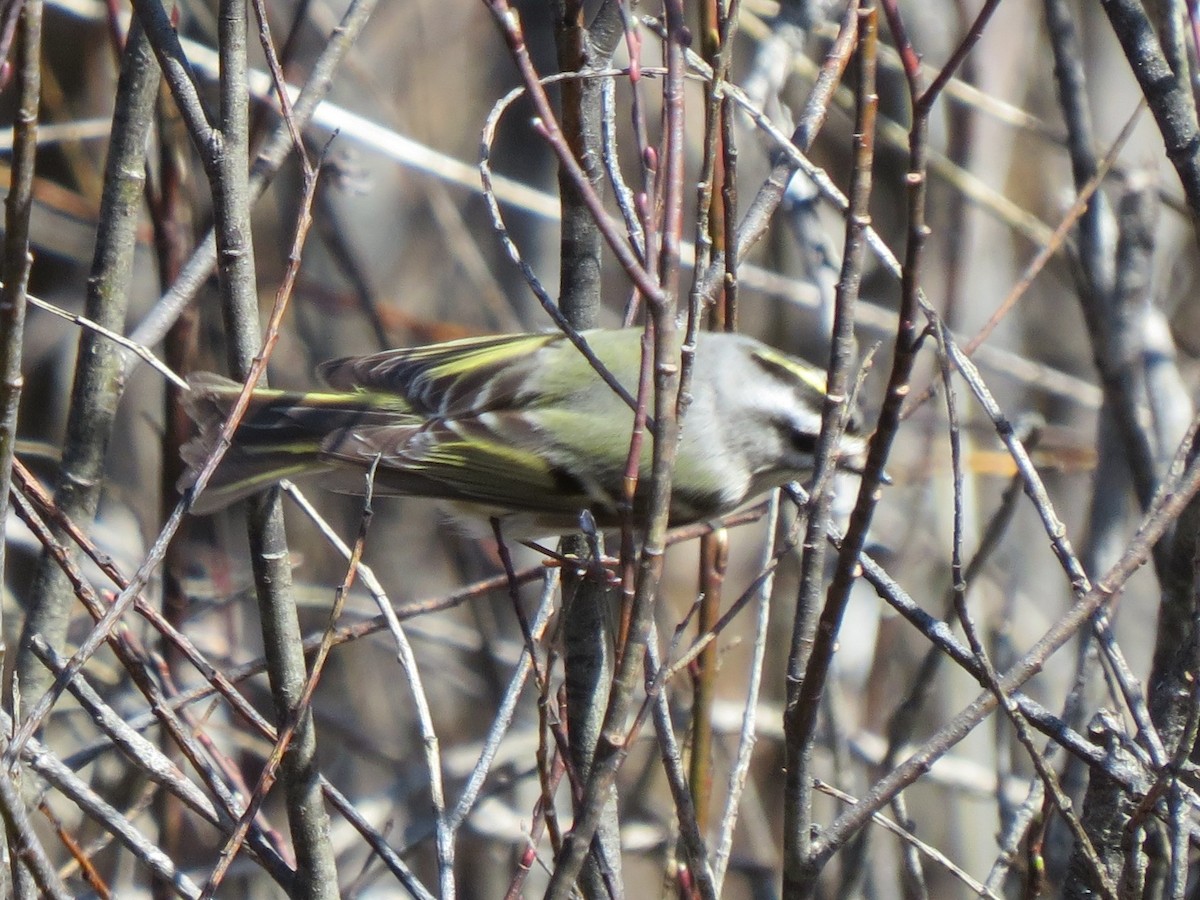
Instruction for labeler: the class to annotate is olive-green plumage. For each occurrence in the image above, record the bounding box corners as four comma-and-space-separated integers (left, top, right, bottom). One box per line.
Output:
181, 329, 866, 534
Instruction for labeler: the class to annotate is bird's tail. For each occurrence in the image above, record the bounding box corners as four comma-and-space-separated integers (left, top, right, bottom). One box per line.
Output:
180, 373, 382, 514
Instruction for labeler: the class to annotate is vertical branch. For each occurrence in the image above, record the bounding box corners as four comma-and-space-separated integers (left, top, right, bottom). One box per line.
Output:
688, 0, 740, 336
554, 0, 610, 328
16, 18, 159, 719
689, 529, 726, 837
208, 0, 338, 891
688, 0, 740, 852
1044, 0, 1116, 300
782, 3, 877, 890
1, 11, 41, 891
213, 0, 262, 372
152, 74, 198, 893
0, 0, 41, 662
543, 2, 689, 894
551, 2, 627, 895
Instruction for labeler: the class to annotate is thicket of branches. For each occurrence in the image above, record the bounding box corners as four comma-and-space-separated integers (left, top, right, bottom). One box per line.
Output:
1, 0, 1199, 896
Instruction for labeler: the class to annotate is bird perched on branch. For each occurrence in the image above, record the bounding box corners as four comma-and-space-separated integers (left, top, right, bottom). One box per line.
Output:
181, 328, 868, 536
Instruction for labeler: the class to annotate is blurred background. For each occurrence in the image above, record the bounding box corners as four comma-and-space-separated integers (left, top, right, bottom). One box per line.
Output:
2, 0, 1196, 896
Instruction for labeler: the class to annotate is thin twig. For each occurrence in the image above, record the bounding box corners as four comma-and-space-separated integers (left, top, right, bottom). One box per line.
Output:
784, 5, 877, 877
814, 780, 1004, 899
447, 569, 558, 833
22, 291, 187, 389
712, 492, 781, 891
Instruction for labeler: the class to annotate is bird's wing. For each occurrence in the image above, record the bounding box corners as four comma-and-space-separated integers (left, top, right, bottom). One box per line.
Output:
316, 416, 606, 514
317, 332, 563, 417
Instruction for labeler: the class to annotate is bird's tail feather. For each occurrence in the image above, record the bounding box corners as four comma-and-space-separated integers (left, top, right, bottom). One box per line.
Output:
180, 373, 384, 514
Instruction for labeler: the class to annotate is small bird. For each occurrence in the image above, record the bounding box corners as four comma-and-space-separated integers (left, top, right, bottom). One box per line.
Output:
181, 328, 868, 535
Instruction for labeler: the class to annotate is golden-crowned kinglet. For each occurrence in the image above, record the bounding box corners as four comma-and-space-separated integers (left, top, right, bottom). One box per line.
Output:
182, 328, 867, 534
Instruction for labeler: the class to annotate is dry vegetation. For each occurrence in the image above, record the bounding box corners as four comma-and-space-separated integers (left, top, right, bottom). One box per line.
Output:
1, 0, 1199, 897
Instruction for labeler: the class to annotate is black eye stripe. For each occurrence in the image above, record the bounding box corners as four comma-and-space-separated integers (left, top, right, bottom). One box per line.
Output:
788, 425, 818, 455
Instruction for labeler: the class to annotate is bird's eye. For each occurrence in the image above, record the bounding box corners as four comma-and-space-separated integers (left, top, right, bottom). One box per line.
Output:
787, 424, 819, 456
